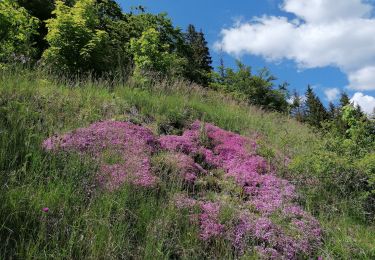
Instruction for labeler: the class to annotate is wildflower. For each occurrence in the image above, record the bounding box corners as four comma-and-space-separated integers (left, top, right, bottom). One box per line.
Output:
199, 202, 224, 240
42, 207, 49, 213
43, 121, 158, 189
44, 120, 322, 258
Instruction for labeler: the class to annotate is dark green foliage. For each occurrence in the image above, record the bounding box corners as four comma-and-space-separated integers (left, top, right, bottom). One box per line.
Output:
211, 60, 289, 112
339, 92, 351, 108
40, 0, 189, 78
16, 0, 121, 59
16, 0, 56, 58
5, 0, 290, 113
0, 0, 39, 66
183, 24, 213, 86
328, 102, 336, 120
96, 0, 124, 27
291, 100, 375, 223
303, 85, 329, 127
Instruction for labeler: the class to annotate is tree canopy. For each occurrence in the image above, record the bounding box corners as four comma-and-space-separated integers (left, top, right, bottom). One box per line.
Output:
0, 0, 39, 67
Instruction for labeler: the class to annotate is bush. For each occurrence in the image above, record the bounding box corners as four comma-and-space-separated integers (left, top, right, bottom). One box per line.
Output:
42, 0, 111, 75
357, 153, 375, 221
130, 27, 187, 79
0, 0, 39, 67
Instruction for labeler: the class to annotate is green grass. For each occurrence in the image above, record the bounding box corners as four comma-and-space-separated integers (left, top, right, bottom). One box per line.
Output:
0, 69, 374, 259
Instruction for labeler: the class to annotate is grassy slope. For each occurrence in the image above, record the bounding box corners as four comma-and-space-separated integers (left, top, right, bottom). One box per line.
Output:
0, 70, 374, 259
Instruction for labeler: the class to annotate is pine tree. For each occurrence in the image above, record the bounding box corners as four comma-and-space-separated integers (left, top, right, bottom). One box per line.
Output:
339, 92, 351, 108
219, 56, 225, 79
304, 85, 328, 127
328, 102, 336, 120
184, 24, 212, 86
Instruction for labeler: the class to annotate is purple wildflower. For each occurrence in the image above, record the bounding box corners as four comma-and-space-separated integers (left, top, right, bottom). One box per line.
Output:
43, 120, 322, 258
43, 121, 158, 189
162, 121, 322, 258
199, 202, 224, 240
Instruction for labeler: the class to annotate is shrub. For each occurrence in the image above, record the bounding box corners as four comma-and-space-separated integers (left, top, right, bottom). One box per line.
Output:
43, 0, 111, 75
0, 0, 39, 67
130, 27, 187, 79
357, 153, 375, 221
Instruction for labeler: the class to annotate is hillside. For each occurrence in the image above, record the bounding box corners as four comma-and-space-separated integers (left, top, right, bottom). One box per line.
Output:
1, 70, 374, 259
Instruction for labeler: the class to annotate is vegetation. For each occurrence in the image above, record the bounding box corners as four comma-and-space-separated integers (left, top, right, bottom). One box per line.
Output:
0, 0, 39, 67
0, 0, 374, 259
211, 60, 289, 112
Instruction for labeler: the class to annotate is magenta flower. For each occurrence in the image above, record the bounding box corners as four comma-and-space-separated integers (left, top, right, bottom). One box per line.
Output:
43, 120, 322, 258
43, 121, 158, 189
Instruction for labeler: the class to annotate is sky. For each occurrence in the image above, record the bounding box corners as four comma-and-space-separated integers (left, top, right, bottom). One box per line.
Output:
118, 0, 375, 115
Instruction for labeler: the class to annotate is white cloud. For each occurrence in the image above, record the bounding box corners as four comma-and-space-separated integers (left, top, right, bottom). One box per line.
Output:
348, 66, 375, 90
324, 88, 340, 102
215, 0, 375, 90
351, 92, 375, 115
282, 0, 372, 24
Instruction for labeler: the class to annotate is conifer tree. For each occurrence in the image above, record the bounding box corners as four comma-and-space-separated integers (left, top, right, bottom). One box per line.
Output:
304, 85, 328, 127
339, 92, 351, 108
184, 24, 212, 86
328, 102, 336, 120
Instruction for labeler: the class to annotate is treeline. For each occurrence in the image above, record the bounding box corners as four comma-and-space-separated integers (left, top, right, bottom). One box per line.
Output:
291, 85, 374, 143
1, 0, 374, 120
1, 0, 292, 112
1, 0, 211, 83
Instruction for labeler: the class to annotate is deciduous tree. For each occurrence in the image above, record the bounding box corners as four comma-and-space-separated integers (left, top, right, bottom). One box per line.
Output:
0, 0, 39, 67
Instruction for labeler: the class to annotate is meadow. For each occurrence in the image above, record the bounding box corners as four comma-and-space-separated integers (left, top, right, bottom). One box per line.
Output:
1, 69, 374, 259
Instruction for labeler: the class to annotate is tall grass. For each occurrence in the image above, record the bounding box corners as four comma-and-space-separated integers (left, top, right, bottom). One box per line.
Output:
0, 69, 374, 259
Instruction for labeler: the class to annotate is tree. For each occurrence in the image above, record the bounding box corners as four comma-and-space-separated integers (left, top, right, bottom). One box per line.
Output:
16, 0, 56, 58
108, 12, 187, 75
211, 60, 289, 112
0, 0, 39, 67
341, 105, 374, 152
42, 0, 111, 75
304, 85, 329, 127
183, 25, 212, 86
130, 27, 186, 77
339, 92, 351, 108
95, 0, 124, 30
328, 102, 336, 120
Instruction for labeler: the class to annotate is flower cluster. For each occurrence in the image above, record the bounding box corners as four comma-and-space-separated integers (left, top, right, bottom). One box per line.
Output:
164, 121, 322, 259
43, 121, 158, 189
161, 121, 297, 213
167, 152, 207, 183
199, 202, 224, 240
43, 120, 322, 258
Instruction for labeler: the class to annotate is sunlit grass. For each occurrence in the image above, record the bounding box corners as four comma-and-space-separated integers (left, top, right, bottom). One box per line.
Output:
0, 69, 374, 259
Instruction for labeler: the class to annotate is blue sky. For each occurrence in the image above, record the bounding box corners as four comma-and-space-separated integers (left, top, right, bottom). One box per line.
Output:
118, 0, 375, 114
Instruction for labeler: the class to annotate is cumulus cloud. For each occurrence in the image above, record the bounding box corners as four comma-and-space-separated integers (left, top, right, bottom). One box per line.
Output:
282, 0, 372, 24
324, 88, 340, 102
351, 92, 375, 115
348, 66, 375, 90
215, 0, 375, 90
